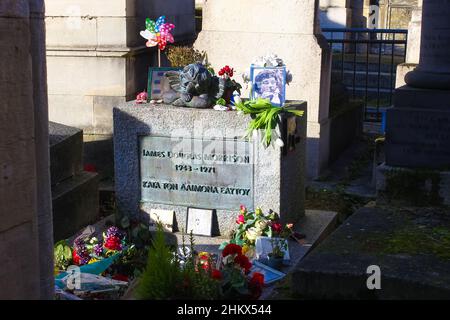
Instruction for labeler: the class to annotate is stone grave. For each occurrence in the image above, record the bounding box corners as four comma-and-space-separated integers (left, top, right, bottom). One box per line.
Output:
113, 102, 307, 236
50, 122, 100, 241
377, 0, 450, 206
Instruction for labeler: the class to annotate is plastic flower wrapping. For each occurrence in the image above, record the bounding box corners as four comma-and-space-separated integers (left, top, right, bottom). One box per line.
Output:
54, 226, 127, 273
242, 53, 293, 84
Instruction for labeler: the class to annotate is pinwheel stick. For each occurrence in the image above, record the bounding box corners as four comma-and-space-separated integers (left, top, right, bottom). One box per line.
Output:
158, 49, 161, 68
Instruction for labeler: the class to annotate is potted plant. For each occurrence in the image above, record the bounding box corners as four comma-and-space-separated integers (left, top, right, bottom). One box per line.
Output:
218, 65, 242, 105
266, 237, 288, 270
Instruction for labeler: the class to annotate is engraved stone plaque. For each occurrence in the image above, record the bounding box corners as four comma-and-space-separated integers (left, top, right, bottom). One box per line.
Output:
140, 136, 254, 210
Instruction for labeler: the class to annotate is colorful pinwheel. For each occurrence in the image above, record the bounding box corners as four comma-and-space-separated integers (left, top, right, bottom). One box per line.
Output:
140, 15, 175, 51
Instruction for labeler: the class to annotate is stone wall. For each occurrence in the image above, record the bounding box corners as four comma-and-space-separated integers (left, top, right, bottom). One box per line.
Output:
46, 0, 196, 135
45, 1, 196, 177
195, 0, 332, 179
0, 0, 53, 299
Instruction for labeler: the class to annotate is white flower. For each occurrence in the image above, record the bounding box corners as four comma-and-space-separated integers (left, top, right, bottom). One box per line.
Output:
275, 138, 285, 148
243, 53, 292, 84
246, 227, 262, 242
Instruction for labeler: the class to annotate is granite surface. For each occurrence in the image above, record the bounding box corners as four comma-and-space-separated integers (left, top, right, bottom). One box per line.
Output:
113, 101, 307, 235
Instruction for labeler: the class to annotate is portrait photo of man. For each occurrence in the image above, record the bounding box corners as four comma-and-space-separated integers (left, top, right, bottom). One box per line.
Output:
251, 66, 286, 106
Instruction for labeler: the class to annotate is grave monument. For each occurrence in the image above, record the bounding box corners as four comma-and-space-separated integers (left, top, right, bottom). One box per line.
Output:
377, 0, 450, 205
114, 101, 306, 236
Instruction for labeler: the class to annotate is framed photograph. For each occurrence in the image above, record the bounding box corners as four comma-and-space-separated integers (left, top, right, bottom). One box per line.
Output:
148, 209, 175, 232
186, 207, 214, 236
248, 260, 286, 285
147, 67, 181, 100
250, 66, 286, 106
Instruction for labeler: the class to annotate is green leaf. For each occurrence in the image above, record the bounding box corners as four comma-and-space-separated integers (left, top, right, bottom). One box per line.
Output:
216, 98, 226, 106
286, 109, 305, 117
219, 241, 229, 250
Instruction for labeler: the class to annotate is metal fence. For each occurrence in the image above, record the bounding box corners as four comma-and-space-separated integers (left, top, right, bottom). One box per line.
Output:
322, 28, 408, 123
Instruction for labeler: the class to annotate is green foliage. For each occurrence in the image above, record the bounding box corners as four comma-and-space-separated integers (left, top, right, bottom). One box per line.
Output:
215, 98, 226, 106
54, 240, 72, 271
235, 99, 304, 147
269, 238, 288, 258
136, 225, 180, 299
136, 226, 221, 300
165, 45, 209, 68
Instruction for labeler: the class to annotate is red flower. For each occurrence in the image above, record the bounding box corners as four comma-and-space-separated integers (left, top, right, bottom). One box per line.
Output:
222, 243, 242, 257
236, 214, 245, 224
239, 205, 247, 214
72, 249, 80, 265
211, 269, 222, 280
234, 254, 252, 273
248, 272, 264, 299
218, 65, 234, 78
251, 272, 264, 286
104, 235, 122, 250
271, 222, 283, 234
200, 259, 210, 271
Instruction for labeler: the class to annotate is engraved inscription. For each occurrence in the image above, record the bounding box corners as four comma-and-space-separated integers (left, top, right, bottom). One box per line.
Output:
139, 136, 254, 210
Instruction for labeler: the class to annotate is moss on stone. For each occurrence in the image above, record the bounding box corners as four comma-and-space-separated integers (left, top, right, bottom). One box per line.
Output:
370, 226, 450, 260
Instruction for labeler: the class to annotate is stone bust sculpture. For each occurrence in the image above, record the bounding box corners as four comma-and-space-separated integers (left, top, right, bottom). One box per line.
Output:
162, 63, 225, 108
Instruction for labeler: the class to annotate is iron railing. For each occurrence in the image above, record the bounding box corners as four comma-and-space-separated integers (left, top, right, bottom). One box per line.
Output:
322, 28, 408, 123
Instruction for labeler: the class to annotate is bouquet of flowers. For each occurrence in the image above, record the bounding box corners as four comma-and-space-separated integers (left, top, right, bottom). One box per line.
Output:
214, 243, 264, 299
54, 226, 128, 273
221, 205, 296, 258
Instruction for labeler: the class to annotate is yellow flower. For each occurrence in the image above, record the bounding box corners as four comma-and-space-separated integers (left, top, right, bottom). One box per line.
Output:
255, 208, 263, 216
198, 251, 209, 258
242, 245, 249, 255
88, 258, 99, 264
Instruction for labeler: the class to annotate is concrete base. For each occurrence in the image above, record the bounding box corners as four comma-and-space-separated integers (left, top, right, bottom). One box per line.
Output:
376, 163, 450, 206
52, 171, 100, 241
292, 207, 450, 299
